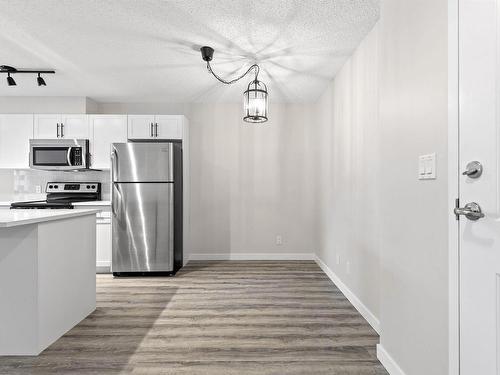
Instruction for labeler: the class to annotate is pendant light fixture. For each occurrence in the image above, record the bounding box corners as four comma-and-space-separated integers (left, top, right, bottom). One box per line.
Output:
0, 65, 55, 87
200, 46, 268, 123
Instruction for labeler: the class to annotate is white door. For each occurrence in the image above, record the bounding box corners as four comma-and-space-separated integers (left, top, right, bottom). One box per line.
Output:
155, 115, 183, 139
127, 115, 155, 139
90, 115, 128, 169
459, 1, 500, 373
61, 115, 89, 139
34, 114, 60, 139
0, 115, 33, 168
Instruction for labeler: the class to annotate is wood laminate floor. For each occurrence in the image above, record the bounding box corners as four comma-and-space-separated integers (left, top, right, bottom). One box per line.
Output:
0, 261, 388, 375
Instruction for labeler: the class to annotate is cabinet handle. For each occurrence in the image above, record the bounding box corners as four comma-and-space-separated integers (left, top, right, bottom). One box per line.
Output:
61, 123, 64, 138
56, 123, 60, 138
150, 122, 154, 137
155, 122, 158, 137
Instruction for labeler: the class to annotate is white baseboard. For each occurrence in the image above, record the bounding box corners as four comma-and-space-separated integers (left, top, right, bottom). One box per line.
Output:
188, 253, 315, 261
377, 344, 406, 375
96, 261, 110, 267
314, 255, 381, 334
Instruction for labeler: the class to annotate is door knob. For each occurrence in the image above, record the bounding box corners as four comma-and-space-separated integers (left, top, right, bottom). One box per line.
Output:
462, 161, 483, 178
454, 202, 485, 221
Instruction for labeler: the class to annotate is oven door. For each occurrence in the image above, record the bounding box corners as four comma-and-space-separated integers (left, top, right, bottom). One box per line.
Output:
29, 139, 89, 170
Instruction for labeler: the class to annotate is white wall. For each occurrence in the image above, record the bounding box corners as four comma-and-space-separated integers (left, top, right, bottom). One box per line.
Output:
314, 24, 380, 322
378, 1, 449, 374
187, 102, 317, 259
96, 102, 189, 115
0, 96, 90, 113
314, 1, 449, 373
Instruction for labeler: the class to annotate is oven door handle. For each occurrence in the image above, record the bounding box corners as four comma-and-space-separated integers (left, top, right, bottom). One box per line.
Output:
67, 147, 73, 166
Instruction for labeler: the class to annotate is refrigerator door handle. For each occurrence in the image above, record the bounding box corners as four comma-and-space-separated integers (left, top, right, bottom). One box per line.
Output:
111, 148, 118, 181
112, 183, 121, 217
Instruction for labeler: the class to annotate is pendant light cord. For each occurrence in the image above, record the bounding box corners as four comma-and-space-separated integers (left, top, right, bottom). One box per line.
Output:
206, 61, 259, 85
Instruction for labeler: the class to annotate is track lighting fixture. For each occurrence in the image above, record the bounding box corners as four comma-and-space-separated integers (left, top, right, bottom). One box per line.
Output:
37, 73, 46, 87
200, 46, 268, 123
0, 65, 55, 87
6, 73, 16, 86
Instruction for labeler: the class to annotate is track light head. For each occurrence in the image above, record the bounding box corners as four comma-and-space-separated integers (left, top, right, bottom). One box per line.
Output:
37, 73, 46, 86
7, 73, 16, 86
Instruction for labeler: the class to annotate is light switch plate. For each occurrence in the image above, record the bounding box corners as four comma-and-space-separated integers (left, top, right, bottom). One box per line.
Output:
419, 153, 436, 180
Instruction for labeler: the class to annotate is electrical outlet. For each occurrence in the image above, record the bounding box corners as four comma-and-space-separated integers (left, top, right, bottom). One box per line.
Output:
336, 254, 341, 265
346, 261, 351, 275
35, 185, 42, 194
276, 235, 283, 245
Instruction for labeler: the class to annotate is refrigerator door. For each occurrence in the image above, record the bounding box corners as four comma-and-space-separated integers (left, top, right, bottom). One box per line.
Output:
111, 143, 173, 182
112, 182, 174, 272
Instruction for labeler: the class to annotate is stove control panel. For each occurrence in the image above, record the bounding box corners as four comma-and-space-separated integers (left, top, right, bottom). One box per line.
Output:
46, 182, 100, 193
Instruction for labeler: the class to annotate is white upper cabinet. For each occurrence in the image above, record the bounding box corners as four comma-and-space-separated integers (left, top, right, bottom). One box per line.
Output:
127, 115, 155, 139
61, 115, 90, 139
0, 115, 34, 169
89, 115, 128, 169
128, 115, 184, 140
155, 115, 182, 139
34, 114, 89, 139
34, 114, 60, 139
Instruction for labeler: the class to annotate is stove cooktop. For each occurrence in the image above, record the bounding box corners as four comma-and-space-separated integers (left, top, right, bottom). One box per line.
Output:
10, 181, 102, 209
10, 200, 74, 209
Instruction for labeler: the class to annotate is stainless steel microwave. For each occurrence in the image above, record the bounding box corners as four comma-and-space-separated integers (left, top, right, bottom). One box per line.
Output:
29, 139, 91, 171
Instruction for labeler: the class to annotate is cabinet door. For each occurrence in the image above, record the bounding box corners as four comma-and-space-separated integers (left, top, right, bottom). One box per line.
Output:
0, 115, 34, 168
61, 115, 89, 139
155, 115, 183, 139
90, 115, 128, 169
127, 115, 155, 140
96, 219, 112, 270
34, 114, 60, 139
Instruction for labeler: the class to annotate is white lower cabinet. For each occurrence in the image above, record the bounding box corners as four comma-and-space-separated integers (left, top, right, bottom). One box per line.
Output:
96, 216, 111, 272
74, 204, 112, 273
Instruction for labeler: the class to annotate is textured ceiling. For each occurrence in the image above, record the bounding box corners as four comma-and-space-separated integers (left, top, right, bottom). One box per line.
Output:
0, 0, 379, 103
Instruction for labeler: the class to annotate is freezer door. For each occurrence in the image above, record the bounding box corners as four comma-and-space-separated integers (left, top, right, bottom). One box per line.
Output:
112, 182, 174, 272
111, 143, 173, 182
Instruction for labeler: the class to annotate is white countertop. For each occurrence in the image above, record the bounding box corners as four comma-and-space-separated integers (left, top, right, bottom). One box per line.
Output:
0, 200, 111, 207
72, 201, 111, 206
0, 209, 101, 228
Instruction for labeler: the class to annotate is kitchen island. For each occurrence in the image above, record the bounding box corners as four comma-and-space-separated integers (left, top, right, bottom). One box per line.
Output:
0, 209, 100, 355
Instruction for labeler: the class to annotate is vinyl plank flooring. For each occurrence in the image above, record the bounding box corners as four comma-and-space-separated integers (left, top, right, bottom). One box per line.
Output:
0, 261, 388, 375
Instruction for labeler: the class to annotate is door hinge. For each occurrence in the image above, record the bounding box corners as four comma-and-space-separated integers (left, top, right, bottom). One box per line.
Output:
455, 198, 460, 220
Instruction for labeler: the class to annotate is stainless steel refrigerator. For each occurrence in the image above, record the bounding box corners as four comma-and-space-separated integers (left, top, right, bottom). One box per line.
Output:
111, 142, 183, 276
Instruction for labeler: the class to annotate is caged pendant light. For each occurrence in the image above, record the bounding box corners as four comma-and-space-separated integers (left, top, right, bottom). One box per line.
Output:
200, 46, 268, 123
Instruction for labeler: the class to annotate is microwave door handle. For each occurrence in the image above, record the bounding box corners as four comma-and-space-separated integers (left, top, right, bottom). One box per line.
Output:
67, 147, 72, 166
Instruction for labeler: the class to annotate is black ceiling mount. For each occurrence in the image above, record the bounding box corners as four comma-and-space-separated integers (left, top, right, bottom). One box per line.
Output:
0, 65, 17, 72
200, 46, 214, 62
0, 65, 55, 87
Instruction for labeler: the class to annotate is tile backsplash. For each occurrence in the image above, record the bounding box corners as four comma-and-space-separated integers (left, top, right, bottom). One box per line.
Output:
0, 169, 111, 201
